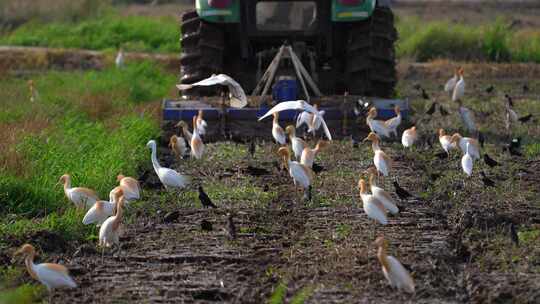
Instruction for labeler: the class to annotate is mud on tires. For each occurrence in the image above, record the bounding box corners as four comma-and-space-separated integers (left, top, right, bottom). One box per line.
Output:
179, 10, 225, 96
346, 6, 397, 98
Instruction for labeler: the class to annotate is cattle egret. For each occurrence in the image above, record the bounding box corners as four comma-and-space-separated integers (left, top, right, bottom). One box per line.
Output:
358, 178, 388, 225
99, 195, 126, 260
83, 187, 122, 226
190, 115, 205, 159
366, 167, 399, 214
115, 48, 124, 68
438, 129, 455, 155
175, 121, 193, 142
277, 147, 313, 201
366, 108, 391, 138
147, 140, 190, 189
58, 174, 99, 209
374, 236, 415, 293
259, 100, 332, 140
14, 244, 77, 301
272, 113, 287, 145
444, 68, 459, 96
452, 68, 465, 102
116, 174, 140, 201
285, 125, 306, 160
301, 140, 328, 168
384, 106, 402, 137
169, 135, 188, 160
195, 110, 208, 136
363, 132, 392, 177
461, 143, 474, 176
401, 126, 417, 148
451, 133, 480, 160
177, 74, 247, 108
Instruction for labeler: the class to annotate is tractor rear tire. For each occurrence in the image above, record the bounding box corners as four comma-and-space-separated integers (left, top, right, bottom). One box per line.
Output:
179, 10, 225, 96
346, 6, 397, 98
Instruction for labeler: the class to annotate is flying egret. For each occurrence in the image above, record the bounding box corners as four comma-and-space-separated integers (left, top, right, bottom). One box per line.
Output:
177, 74, 247, 108
147, 140, 190, 189
259, 100, 332, 140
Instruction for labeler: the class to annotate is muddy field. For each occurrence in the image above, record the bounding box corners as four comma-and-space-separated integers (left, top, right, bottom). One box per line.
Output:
5, 64, 535, 303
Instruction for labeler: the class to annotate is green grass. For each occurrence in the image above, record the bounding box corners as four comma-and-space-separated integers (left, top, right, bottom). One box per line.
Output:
0, 61, 172, 248
268, 281, 288, 304
0, 12, 179, 53
397, 17, 540, 63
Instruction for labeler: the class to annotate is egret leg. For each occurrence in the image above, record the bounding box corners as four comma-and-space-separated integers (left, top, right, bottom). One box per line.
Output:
101, 246, 105, 263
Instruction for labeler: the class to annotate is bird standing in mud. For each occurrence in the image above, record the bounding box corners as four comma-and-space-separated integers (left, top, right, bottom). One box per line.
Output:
82, 187, 122, 226
59, 174, 99, 210
461, 143, 474, 177
277, 147, 313, 201
195, 110, 208, 136
175, 120, 193, 142
374, 236, 415, 293
301, 140, 327, 168
272, 113, 287, 145
438, 129, 455, 155
401, 126, 417, 148
191, 115, 205, 159
384, 105, 402, 138
286, 125, 306, 160
451, 133, 480, 160
147, 140, 190, 189
169, 135, 188, 160
452, 68, 465, 103
366, 167, 399, 215
363, 132, 392, 178
99, 193, 126, 260
358, 178, 388, 225
115, 48, 125, 68
444, 67, 459, 96
116, 174, 140, 202
14, 244, 77, 301
366, 108, 391, 139
198, 186, 217, 208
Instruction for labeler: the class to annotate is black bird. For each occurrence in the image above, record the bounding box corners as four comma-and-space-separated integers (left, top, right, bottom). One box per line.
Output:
421, 88, 430, 100
263, 184, 270, 192
478, 131, 485, 148
248, 137, 256, 157
522, 84, 529, 93
439, 104, 449, 116
480, 171, 495, 187
244, 165, 270, 176
312, 162, 324, 174
509, 223, 519, 246
435, 151, 448, 159
201, 219, 213, 231
504, 94, 514, 107
518, 114, 533, 123
510, 137, 521, 149
505, 146, 523, 157
483, 153, 499, 167
426, 102, 437, 115
485, 85, 495, 93
227, 213, 236, 240
504, 138, 523, 156
393, 181, 413, 200
198, 186, 217, 208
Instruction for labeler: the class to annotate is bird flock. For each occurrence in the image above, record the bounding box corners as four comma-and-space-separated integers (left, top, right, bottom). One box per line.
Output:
13, 68, 535, 299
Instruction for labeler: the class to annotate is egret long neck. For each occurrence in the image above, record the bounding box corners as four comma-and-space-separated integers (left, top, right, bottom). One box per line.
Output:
371, 141, 381, 152
377, 246, 390, 270
150, 145, 161, 172
369, 174, 377, 187
24, 254, 38, 280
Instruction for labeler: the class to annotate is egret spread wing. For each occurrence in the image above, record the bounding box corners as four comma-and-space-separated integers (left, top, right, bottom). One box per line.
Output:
258, 100, 307, 121
319, 117, 333, 140
176, 74, 247, 108
296, 111, 311, 128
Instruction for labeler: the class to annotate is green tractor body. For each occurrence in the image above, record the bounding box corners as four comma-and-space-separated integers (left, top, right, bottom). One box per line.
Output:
180, 0, 397, 98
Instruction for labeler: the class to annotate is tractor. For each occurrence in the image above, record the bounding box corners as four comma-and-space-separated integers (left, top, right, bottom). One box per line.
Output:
163, 0, 407, 141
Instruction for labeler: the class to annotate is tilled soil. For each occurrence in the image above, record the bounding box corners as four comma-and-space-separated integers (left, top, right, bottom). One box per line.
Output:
15, 63, 540, 302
